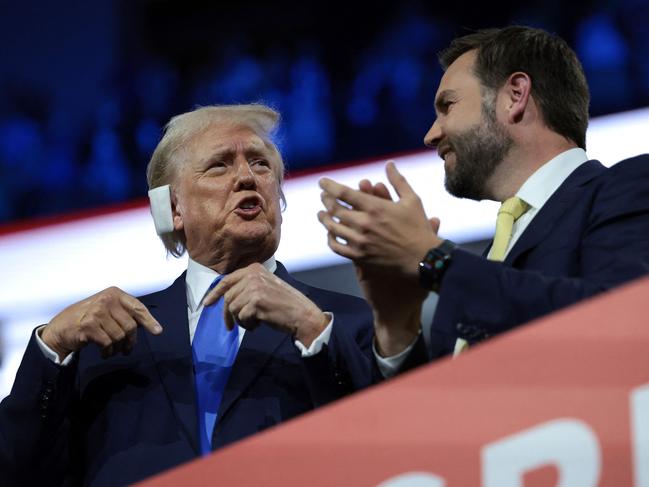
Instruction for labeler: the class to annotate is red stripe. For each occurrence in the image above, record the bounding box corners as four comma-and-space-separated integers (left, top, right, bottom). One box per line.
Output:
0, 198, 150, 237
0, 148, 431, 237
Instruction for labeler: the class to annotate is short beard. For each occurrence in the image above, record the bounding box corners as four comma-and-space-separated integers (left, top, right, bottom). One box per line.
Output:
444, 100, 513, 201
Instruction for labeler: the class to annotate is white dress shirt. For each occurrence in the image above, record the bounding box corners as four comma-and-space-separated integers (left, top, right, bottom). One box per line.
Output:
377, 148, 590, 376
185, 256, 333, 356
506, 148, 588, 257
36, 255, 333, 364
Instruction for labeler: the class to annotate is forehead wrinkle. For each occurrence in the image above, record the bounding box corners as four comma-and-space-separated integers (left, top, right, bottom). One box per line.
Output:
200, 137, 270, 163
213, 136, 270, 155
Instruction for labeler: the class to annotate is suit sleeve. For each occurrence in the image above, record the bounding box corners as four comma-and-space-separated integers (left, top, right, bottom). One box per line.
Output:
431, 156, 649, 358
299, 292, 375, 404
0, 329, 80, 484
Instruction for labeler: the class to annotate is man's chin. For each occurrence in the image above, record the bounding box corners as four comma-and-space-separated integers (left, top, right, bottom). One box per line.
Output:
229, 223, 278, 247
445, 172, 476, 200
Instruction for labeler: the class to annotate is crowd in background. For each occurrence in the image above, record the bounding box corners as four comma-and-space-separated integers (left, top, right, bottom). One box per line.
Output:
0, 0, 648, 223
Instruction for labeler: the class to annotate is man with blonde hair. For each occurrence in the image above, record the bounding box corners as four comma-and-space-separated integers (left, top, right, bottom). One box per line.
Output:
1, 104, 373, 486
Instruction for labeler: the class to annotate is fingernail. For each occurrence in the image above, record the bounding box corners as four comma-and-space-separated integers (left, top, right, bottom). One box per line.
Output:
154, 324, 163, 334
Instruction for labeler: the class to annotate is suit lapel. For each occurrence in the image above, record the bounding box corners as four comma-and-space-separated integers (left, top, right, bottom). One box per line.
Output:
217, 262, 294, 421
217, 324, 288, 421
504, 160, 605, 265
138, 262, 302, 446
140, 273, 200, 456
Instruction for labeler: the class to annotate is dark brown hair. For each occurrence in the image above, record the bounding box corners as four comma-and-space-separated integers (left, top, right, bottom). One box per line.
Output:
439, 26, 590, 149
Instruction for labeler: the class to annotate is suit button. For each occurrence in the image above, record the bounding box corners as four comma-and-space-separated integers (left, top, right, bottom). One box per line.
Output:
456, 323, 470, 335
471, 327, 486, 340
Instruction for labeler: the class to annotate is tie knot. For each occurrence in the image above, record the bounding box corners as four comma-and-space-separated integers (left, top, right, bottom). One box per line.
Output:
498, 196, 529, 222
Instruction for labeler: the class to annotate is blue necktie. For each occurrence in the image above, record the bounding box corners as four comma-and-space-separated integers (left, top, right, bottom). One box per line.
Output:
192, 277, 239, 455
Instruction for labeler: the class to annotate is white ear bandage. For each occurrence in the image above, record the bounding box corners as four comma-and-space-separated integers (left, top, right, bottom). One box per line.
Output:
148, 185, 174, 235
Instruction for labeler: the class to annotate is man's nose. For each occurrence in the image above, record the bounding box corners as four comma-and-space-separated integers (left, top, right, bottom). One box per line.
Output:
233, 158, 256, 190
424, 119, 442, 148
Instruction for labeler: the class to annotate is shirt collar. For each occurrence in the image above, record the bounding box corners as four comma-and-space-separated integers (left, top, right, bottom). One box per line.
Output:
516, 148, 588, 210
185, 256, 277, 312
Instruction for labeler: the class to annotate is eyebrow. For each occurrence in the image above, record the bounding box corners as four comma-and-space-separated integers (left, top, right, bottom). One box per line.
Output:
207, 140, 272, 160
434, 89, 457, 115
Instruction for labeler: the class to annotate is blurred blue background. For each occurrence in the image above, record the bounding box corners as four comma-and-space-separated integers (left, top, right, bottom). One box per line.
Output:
1, 0, 648, 224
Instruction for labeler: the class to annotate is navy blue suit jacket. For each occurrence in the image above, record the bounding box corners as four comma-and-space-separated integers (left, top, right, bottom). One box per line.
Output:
0, 262, 373, 486
427, 154, 649, 359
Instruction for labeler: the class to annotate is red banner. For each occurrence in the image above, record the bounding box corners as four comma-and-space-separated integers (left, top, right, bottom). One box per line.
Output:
139, 276, 649, 487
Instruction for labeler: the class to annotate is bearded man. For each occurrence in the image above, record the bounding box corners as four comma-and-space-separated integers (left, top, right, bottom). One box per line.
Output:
318, 26, 649, 372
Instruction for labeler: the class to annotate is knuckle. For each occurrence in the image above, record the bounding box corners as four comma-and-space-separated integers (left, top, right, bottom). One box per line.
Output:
357, 237, 369, 251
97, 292, 116, 307
358, 218, 371, 234
249, 294, 262, 308
250, 274, 263, 288
78, 313, 94, 329
106, 286, 121, 298
123, 319, 137, 333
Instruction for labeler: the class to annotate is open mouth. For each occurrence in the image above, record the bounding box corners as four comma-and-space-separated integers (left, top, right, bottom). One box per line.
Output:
234, 196, 263, 219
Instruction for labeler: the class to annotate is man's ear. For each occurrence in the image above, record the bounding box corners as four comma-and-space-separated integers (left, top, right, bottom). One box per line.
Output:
171, 188, 184, 232
503, 72, 532, 124
148, 185, 175, 235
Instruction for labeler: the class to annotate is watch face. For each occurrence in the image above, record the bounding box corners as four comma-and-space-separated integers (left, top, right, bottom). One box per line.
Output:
419, 240, 455, 291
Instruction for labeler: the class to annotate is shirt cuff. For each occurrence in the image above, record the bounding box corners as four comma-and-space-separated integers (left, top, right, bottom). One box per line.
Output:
293, 312, 333, 357
35, 325, 76, 366
373, 332, 420, 378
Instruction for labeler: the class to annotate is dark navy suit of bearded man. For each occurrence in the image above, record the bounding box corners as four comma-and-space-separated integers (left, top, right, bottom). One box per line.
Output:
429, 153, 649, 359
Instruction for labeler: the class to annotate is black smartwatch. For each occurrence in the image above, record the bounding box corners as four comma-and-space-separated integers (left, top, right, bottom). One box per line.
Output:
418, 239, 457, 292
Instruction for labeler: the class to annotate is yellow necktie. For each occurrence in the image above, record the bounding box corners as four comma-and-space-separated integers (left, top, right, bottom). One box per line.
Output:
453, 196, 529, 357
487, 196, 530, 261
